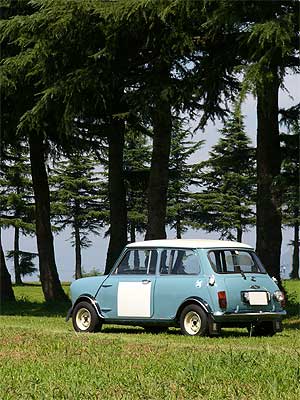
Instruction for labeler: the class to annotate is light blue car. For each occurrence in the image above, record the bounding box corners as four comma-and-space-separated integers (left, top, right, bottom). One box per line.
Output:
67, 239, 286, 336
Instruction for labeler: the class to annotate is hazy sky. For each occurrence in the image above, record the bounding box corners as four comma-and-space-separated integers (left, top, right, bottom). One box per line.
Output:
2, 73, 299, 282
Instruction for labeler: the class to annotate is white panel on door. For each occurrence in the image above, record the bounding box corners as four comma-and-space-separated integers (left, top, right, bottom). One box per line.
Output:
118, 282, 151, 317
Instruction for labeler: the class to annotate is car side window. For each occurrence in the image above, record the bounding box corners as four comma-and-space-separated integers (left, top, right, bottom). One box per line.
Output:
208, 250, 264, 273
114, 249, 156, 275
225, 250, 256, 272
159, 249, 200, 275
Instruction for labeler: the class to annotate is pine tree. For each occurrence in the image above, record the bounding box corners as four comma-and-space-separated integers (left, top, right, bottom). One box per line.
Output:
202, 0, 299, 285
280, 121, 300, 279
50, 152, 105, 279
0, 0, 243, 274
1, 0, 68, 301
0, 229, 15, 303
0, 144, 35, 284
167, 120, 203, 239
123, 128, 151, 243
193, 108, 256, 242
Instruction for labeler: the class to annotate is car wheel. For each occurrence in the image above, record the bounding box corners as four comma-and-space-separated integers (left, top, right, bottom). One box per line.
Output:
248, 322, 276, 337
180, 304, 208, 336
72, 301, 102, 333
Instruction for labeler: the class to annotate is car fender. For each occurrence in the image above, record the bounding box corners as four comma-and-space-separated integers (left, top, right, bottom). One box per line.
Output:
66, 294, 104, 321
176, 296, 213, 321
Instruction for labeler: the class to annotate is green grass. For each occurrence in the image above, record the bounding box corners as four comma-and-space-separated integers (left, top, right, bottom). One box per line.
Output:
284, 279, 300, 320
12, 282, 71, 303
284, 279, 300, 296
0, 281, 299, 399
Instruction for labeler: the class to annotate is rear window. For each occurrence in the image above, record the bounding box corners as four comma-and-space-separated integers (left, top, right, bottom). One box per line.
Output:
208, 250, 266, 274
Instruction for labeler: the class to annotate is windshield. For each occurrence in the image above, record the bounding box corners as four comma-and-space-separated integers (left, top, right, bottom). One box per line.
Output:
208, 249, 266, 274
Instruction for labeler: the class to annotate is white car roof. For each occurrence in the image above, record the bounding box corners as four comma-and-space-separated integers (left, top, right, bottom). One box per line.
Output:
126, 239, 253, 250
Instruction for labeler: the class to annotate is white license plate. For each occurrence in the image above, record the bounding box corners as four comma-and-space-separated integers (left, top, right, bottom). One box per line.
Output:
248, 291, 268, 305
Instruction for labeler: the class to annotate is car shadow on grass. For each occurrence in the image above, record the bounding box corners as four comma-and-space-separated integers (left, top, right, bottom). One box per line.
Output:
101, 326, 249, 337
0, 300, 71, 318
284, 295, 300, 329
101, 326, 181, 335
283, 318, 300, 330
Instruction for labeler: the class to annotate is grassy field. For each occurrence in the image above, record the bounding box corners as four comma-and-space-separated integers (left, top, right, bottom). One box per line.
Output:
0, 281, 299, 400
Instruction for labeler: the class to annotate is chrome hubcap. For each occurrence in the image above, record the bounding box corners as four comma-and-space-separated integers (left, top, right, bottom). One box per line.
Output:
184, 311, 201, 335
76, 308, 91, 331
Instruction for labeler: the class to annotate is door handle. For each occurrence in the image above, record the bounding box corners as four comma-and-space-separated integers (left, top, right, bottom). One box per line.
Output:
142, 279, 151, 284
102, 284, 112, 288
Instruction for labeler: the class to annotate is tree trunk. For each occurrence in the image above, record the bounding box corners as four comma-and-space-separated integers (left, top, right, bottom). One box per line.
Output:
74, 223, 82, 280
145, 65, 172, 240
0, 229, 15, 303
290, 209, 299, 279
130, 222, 136, 243
256, 69, 282, 283
105, 119, 128, 274
29, 133, 68, 301
237, 227, 242, 243
176, 215, 182, 239
14, 226, 22, 285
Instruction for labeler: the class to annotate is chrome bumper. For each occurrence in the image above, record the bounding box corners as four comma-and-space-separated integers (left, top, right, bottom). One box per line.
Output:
212, 310, 286, 322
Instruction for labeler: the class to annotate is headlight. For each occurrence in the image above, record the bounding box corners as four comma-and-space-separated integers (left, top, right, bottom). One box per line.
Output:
273, 291, 285, 307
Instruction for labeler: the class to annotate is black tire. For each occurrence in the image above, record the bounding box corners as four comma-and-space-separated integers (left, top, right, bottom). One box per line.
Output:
248, 322, 276, 337
180, 304, 208, 336
72, 301, 102, 333
143, 326, 168, 334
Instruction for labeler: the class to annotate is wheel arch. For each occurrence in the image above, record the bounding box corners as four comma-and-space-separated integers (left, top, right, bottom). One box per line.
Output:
176, 297, 212, 323
66, 294, 104, 321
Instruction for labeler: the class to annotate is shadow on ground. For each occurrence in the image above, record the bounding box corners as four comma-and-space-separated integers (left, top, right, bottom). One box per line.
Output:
283, 318, 300, 330
101, 326, 250, 337
0, 300, 71, 317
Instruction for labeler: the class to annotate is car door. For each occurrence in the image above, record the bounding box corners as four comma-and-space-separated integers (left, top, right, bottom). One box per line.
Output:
96, 248, 157, 320
153, 248, 204, 320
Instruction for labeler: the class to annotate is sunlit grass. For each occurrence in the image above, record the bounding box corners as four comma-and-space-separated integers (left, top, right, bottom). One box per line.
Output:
12, 282, 70, 303
0, 280, 299, 399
